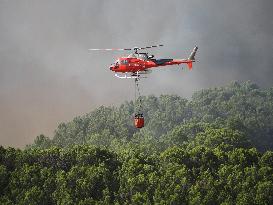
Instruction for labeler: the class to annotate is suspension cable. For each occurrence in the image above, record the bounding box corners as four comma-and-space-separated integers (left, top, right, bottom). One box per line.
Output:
134, 77, 142, 114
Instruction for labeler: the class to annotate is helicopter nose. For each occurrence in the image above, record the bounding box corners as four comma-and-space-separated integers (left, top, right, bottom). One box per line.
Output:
110, 65, 118, 71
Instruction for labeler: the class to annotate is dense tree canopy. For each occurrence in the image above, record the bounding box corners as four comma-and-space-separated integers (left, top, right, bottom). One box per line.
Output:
1, 81, 273, 204
29, 81, 273, 151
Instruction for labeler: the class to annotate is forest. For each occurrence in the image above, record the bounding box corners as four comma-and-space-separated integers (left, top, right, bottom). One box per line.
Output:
1, 81, 273, 204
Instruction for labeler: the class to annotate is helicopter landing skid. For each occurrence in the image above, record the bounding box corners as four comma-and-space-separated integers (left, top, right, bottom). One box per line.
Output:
114, 73, 138, 79
114, 72, 147, 79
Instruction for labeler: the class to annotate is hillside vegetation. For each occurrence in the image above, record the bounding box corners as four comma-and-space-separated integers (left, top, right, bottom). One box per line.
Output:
34, 81, 273, 151
1, 81, 273, 204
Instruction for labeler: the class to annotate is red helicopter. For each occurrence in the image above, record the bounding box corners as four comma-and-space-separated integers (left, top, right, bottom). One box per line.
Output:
88, 45, 198, 79
88, 45, 198, 128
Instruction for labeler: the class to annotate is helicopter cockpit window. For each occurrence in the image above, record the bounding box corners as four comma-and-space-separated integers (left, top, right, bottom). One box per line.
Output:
120, 60, 128, 65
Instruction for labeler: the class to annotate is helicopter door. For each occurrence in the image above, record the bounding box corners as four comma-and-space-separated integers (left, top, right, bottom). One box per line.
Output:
128, 58, 142, 72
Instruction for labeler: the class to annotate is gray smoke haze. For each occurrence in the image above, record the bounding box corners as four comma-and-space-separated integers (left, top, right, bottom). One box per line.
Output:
0, 0, 273, 147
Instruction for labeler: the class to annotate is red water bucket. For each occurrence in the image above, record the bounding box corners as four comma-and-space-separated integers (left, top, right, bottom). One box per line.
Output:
134, 114, 144, 128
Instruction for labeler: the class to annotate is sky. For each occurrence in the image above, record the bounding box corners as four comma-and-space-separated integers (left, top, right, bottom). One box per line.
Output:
0, 0, 273, 147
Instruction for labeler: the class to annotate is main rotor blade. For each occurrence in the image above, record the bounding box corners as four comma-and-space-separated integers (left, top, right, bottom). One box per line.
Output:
139, 44, 164, 50
88, 44, 163, 52
88, 48, 132, 51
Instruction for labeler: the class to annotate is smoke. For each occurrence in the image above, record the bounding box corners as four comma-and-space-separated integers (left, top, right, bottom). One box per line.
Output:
0, 0, 273, 147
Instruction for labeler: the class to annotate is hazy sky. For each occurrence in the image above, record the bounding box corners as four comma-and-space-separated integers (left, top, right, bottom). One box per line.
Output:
1, 0, 273, 147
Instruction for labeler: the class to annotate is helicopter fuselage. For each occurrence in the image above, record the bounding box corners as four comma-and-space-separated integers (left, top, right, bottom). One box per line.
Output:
109, 56, 194, 73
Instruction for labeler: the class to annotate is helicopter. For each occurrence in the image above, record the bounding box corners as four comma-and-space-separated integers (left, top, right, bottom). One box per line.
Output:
88, 45, 198, 78
88, 44, 198, 128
